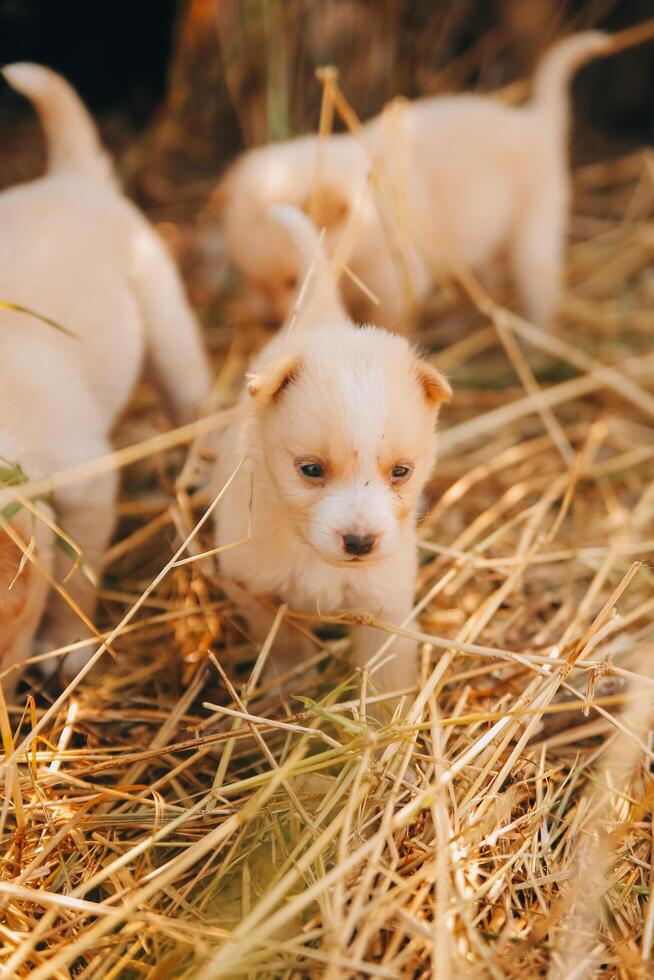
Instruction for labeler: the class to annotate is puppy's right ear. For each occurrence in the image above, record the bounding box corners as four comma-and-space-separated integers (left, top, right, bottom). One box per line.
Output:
247, 353, 302, 406
415, 360, 453, 408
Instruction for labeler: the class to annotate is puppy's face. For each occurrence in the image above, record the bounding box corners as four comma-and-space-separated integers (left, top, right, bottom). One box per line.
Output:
222, 167, 350, 329
226, 211, 300, 329
249, 325, 451, 566
245, 260, 300, 330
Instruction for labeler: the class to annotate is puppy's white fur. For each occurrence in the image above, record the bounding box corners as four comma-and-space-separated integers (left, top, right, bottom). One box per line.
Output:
214, 206, 451, 704
0, 64, 211, 690
218, 32, 611, 332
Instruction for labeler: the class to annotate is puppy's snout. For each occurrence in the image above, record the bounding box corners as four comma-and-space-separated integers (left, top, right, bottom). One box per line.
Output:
342, 532, 376, 557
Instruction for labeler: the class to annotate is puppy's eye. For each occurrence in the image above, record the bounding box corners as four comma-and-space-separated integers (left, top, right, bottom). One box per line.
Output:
391, 464, 412, 481
299, 462, 324, 480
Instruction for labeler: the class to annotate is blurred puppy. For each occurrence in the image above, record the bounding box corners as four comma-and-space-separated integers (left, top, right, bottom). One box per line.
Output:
216, 31, 611, 332
0, 64, 212, 690
214, 206, 451, 703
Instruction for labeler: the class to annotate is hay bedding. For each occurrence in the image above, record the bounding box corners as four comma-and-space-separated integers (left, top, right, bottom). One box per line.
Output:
2, 91, 654, 980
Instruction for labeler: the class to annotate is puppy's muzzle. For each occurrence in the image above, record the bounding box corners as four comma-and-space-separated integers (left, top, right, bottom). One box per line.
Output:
342, 532, 376, 557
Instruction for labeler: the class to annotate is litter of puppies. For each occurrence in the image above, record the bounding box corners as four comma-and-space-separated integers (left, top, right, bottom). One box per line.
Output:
1, 12, 654, 977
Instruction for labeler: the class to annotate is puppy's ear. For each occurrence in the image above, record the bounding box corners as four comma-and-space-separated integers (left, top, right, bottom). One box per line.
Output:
302, 185, 349, 231
415, 360, 452, 408
247, 353, 302, 406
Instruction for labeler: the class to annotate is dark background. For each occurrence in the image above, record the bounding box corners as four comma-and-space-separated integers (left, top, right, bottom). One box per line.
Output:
0, 0, 653, 190
0, 0, 178, 121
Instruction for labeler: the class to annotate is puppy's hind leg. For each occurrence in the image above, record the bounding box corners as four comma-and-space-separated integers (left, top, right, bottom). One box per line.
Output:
510, 193, 566, 330
2, 629, 37, 700
131, 223, 213, 424
38, 464, 118, 680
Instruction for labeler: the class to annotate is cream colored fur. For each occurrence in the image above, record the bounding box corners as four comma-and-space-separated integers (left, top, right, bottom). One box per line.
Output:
219, 31, 611, 332
214, 206, 451, 707
0, 63, 211, 691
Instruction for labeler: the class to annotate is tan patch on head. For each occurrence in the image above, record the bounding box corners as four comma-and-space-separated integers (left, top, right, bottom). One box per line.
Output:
302, 185, 350, 231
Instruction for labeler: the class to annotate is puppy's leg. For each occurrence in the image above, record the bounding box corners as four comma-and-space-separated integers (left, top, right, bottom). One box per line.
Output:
2, 629, 34, 700
263, 623, 316, 696
222, 581, 316, 694
38, 467, 118, 679
350, 593, 419, 721
131, 223, 212, 424
510, 193, 566, 330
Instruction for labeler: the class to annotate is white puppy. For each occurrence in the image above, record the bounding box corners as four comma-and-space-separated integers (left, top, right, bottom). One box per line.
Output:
214, 206, 451, 705
217, 31, 611, 332
0, 64, 212, 690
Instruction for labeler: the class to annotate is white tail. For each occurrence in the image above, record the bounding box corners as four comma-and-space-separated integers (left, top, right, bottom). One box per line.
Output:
531, 32, 611, 131
2, 62, 114, 183
268, 203, 349, 328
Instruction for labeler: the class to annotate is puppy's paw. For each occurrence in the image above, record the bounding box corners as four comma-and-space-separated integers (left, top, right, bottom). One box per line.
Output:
60, 646, 97, 681
33, 637, 65, 679
34, 627, 96, 681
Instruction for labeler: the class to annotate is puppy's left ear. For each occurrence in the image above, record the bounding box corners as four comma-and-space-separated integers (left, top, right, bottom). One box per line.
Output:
247, 353, 302, 406
415, 360, 452, 408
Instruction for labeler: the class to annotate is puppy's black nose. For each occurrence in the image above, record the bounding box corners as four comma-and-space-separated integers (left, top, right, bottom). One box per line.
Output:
343, 533, 376, 556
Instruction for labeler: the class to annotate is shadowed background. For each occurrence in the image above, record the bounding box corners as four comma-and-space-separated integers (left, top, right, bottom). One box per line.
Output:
1, 0, 653, 196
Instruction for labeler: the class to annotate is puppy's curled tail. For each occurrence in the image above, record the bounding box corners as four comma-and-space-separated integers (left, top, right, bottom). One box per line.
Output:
531, 31, 611, 131
2, 62, 113, 183
269, 203, 349, 325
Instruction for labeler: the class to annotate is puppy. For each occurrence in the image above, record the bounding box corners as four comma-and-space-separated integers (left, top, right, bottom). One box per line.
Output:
217, 31, 611, 332
213, 206, 451, 706
0, 64, 212, 690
